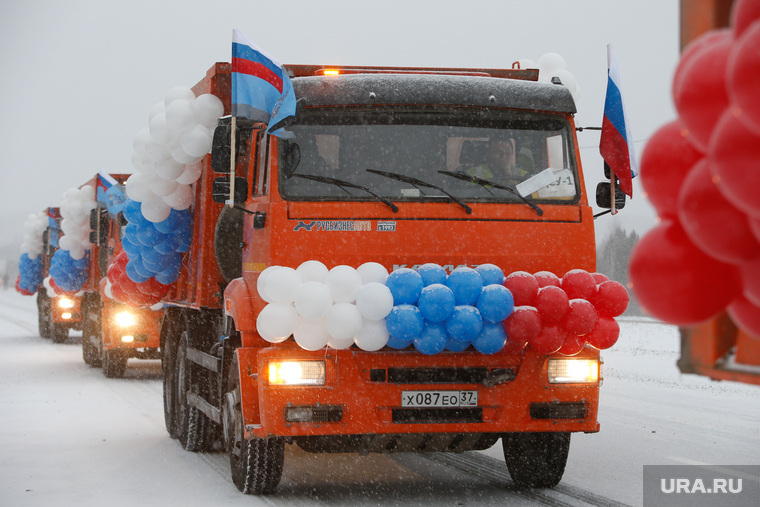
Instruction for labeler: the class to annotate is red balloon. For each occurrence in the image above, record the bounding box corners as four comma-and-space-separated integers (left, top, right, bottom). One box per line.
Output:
731, 0, 760, 37
678, 158, 760, 263
739, 257, 760, 306
503, 271, 539, 306
137, 277, 171, 298
535, 285, 569, 325
674, 28, 732, 95
727, 296, 760, 339
561, 299, 598, 336
561, 269, 597, 300
534, 271, 561, 288
592, 280, 630, 318
750, 216, 760, 243
585, 316, 620, 350
629, 220, 742, 325
110, 280, 130, 304
727, 21, 760, 135
591, 272, 609, 284
528, 325, 565, 355
558, 334, 587, 356
708, 108, 760, 219
638, 120, 704, 217
672, 29, 733, 152
503, 306, 541, 348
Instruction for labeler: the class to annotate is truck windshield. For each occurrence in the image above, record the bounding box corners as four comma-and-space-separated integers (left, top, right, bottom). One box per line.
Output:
278, 108, 579, 204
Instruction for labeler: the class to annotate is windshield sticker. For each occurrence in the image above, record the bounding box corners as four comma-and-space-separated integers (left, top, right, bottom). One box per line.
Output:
377, 221, 396, 231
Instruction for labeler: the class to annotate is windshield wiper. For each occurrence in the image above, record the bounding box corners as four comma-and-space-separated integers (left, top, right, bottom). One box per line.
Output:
437, 170, 543, 216
366, 169, 472, 214
289, 173, 399, 213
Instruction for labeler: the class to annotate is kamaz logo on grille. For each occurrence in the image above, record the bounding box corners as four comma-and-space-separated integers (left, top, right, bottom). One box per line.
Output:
294, 220, 371, 232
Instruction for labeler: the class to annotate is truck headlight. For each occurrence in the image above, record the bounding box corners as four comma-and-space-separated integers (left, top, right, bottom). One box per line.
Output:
57, 297, 75, 309
268, 361, 326, 386
114, 310, 137, 328
547, 358, 600, 384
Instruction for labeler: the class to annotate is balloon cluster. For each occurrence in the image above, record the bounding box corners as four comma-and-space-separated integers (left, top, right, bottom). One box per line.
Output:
515, 52, 580, 103
126, 86, 223, 223
630, 0, 760, 339
256, 262, 628, 355
47, 185, 97, 294
106, 199, 192, 307
15, 212, 49, 295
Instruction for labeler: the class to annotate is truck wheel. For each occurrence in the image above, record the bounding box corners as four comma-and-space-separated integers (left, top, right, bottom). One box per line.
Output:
82, 299, 102, 368
502, 432, 570, 488
37, 292, 51, 339
162, 334, 179, 439
226, 362, 284, 494
175, 331, 208, 452
102, 348, 128, 378
51, 322, 68, 344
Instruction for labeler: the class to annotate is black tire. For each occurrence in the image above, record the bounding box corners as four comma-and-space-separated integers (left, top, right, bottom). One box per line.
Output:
37, 291, 51, 339
50, 322, 68, 344
226, 360, 284, 494
82, 296, 102, 368
102, 348, 128, 378
175, 330, 208, 452
163, 329, 179, 439
502, 432, 571, 488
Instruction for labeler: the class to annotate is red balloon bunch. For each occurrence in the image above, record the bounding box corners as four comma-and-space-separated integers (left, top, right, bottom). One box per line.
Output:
14, 274, 35, 296
501, 269, 629, 355
106, 250, 171, 307
630, 0, 760, 338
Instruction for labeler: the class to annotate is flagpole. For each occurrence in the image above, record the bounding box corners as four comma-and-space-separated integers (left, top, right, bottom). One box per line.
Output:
229, 115, 236, 208
610, 174, 617, 215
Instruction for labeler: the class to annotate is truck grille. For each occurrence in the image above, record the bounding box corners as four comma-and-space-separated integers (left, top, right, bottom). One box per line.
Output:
392, 407, 483, 424
370, 367, 514, 384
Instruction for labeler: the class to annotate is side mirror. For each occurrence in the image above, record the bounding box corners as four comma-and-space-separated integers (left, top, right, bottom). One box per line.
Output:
280, 141, 301, 177
210, 125, 232, 173
89, 208, 109, 246
212, 176, 248, 204
596, 182, 626, 210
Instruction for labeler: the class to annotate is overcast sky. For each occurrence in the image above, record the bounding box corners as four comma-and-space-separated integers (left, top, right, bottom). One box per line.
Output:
0, 0, 679, 257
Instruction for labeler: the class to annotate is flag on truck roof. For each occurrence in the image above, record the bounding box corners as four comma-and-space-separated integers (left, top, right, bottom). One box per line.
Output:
47, 207, 60, 249
96, 170, 125, 217
231, 29, 296, 137
600, 44, 638, 197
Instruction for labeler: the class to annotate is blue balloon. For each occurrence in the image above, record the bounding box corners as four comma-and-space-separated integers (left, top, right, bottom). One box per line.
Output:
154, 208, 183, 234
124, 223, 141, 246
126, 260, 150, 283
446, 267, 483, 305
176, 233, 191, 253
386, 268, 424, 305
133, 257, 156, 278
417, 283, 456, 323
121, 236, 141, 257
476, 284, 515, 323
445, 305, 483, 342
475, 263, 505, 286
385, 304, 424, 341
153, 233, 182, 255
386, 334, 414, 350
413, 321, 449, 355
417, 263, 447, 286
155, 265, 180, 285
473, 321, 507, 355
136, 223, 166, 247
445, 336, 471, 352
141, 246, 171, 269
122, 199, 150, 227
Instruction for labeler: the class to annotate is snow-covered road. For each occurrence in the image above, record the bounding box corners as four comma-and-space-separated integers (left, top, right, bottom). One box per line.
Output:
0, 290, 757, 506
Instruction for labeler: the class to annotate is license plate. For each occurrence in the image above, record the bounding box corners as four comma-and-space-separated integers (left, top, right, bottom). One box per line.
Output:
401, 390, 478, 407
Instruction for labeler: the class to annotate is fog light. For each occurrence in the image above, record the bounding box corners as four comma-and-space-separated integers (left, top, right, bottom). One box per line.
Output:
121, 335, 135, 343
285, 405, 343, 422
114, 311, 137, 328
269, 361, 326, 386
61, 312, 72, 320
547, 358, 600, 384
57, 297, 75, 309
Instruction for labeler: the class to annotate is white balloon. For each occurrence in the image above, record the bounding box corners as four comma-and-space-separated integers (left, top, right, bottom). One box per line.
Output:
58, 234, 74, 251
356, 282, 394, 320
150, 176, 179, 197
194, 93, 224, 128
354, 318, 390, 351
149, 112, 172, 145
293, 317, 330, 351
175, 162, 203, 185
327, 334, 355, 350
69, 245, 85, 260
356, 262, 389, 285
515, 58, 537, 70
104, 280, 114, 300
170, 139, 203, 165
326, 265, 362, 303
256, 266, 280, 302
180, 124, 212, 158
133, 128, 152, 156
295, 281, 333, 319
164, 86, 195, 107
154, 158, 185, 181
141, 198, 172, 223
553, 68, 580, 102
256, 303, 298, 342
126, 172, 157, 202
166, 99, 196, 135
325, 303, 363, 341
145, 138, 173, 162
296, 260, 328, 284
265, 267, 301, 304
162, 183, 194, 210
538, 52, 567, 75
148, 101, 166, 123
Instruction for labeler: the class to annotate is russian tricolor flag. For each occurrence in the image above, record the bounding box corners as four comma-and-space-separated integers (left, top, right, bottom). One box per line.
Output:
231, 29, 296, 137
600, 44, 637, 197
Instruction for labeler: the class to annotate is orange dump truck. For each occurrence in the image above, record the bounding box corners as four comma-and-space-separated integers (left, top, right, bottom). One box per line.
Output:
161, 62, 615, 494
